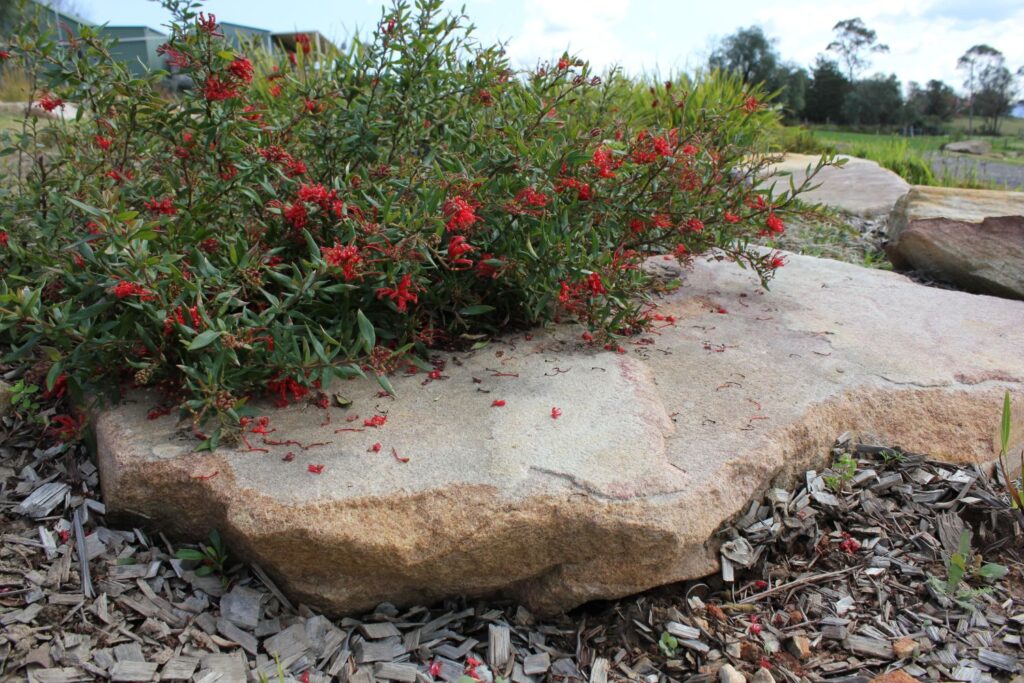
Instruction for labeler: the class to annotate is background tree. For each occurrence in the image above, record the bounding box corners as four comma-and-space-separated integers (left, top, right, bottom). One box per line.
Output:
707, 26, 805, 120
709, 26, 779, 86
958, 44, 1003, 135
803, 56, 850, 124
842, 73, 902, 128
826, 18, 889, 81
973, 57, 1017, 134
905, 79, 958, 133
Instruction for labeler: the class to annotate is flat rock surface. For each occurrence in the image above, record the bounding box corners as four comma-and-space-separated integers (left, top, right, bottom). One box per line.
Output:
767, 154, 910, 217
887, 185, 1024, 299
96, 253, 1024, 616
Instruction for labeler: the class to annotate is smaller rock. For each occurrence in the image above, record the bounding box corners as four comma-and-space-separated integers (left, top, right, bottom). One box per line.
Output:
751, 668, 775, 683
892, 637, 920, 660
944, 139, 991, 155
719, 663, 746, 683
870, 671, 920, 683
785, 635, 812, 660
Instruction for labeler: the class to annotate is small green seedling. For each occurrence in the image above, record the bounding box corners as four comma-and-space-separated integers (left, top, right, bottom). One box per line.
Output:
825, 453, 858, 492
998, 391, 1024, 513
176, 529, 232, 585
928, 529, 1008, 610
658, 631, 679, 657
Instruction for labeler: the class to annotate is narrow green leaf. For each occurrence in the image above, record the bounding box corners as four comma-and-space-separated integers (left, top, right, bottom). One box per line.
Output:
356, 310, 375, 353
188, 330, 222, 351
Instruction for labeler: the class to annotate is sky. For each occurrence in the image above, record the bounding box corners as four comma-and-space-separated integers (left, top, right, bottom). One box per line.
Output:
72, 0, 1024, 93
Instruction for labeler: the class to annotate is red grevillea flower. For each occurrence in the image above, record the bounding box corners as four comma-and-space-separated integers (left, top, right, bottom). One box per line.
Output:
163, 305, 202, 335
768, 253, 786, 269
0, 232, 8, 248
295, 33, 312, 54
551, 407, 562, 419
766, 213, 784, 234
282, 202, 308, 229
557, 56, 570, 70
681, 144, 698, 156
94, 135, 112, 151
475, 254, 502, 279
447, 235, 474, 269
203, 75, 239, 101
585, 272, 605, 296
38, 94, 63, 112
321, 242, 361, 281
0, 50, 10, 61
364, 414, 387, 428
515, 187, 549, 208
591, 146, 619, 179
157, 44, 190, 69
308, 463, 324, 474
228, 56, 254, 83
724, 211, 741, 224
651, 214, 672, 229
144, 197, 176, 215
106, 168, 133, 183
443, 196, 479, 232
196, 12, 220, 35
686, 218, 704, 232
49, 414, 85, 441
744, 96, 759, 113
491, 399, 506, 407
376, 274, 419, 313
112, 280, 155, 301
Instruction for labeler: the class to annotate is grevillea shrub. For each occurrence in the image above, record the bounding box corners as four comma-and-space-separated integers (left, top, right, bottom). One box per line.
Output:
0, 0, 833, 447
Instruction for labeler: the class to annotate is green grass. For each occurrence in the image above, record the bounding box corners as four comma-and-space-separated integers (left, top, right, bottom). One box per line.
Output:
810, 127, 1024, 166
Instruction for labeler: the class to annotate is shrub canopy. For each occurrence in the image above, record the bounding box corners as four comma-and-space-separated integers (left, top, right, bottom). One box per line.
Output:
0, 0, 830, 447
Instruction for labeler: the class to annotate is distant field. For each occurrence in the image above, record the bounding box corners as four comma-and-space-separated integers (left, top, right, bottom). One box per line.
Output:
809, 126, 1024, 167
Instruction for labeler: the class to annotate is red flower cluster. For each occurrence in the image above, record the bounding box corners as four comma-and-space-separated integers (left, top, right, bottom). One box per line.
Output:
112, 280, 156, 301
164, 305, 202, 335
685, 218, 704, 233
267, 375, 309, 407
196, 12, 221, 35
0, 232, 8, 248
295, 33, 312, 54
744, 96, 760, 113
144, 197, 176, 215
447, 235, 475, 269
228, 57, 254, 83
475, 254, 503, 279
376, 274, 419, 313
38, 94, 63, 112
94, 135, 111, 151
0, 50, 10, 61
443, 196, 480, 232
204, 75, 240, 101
157, 43, 190, 69
765, 213, 784, 235
555, 177, 591, 201
321, 242, 361, 280
591, 146, 621, 178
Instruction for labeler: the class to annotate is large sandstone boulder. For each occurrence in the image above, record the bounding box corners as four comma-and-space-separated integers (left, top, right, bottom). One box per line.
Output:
887, 185, 1024, 299
96, 253, 1024, 616
766, 154, 909, 217
943, 139, 991, 155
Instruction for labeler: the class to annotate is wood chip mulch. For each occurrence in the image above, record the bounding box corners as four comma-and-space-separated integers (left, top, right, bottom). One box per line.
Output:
2, 407, 1023, 682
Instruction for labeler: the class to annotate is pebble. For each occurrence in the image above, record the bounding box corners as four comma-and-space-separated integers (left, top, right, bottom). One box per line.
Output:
719, 663, 747, 683
892, 636, 920, 660
751, 668, 776, 683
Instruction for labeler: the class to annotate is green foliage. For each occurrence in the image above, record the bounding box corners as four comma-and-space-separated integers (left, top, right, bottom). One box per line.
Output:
843, 74, 903, 128
0, 0, 831, 445
804, 57, 851, 125
928, 529, 1008, 610
824, 452, 857, 492
176, 529, 233, 584
826, 17, 889, 82
658, 631, 679, 657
